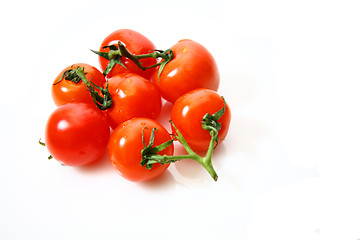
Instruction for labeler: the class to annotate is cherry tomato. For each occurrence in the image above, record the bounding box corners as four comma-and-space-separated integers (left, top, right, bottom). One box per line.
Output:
51, 63, 106, 106
45, 103, 110, 166
105, 73, 162, 130
152, 39, 220, 103
171, 88, 231, 151
108, 118, 174, 182
99, 29, 157, 79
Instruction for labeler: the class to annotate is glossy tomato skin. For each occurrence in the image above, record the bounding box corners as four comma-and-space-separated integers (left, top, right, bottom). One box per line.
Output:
171, 89, 231, 152
108, 118, 174, 182
105, 73, 162, 130
45, 103, 110, 166
152, 39, 220, 103
51, 63, 106, 106
99, 29, 157, 79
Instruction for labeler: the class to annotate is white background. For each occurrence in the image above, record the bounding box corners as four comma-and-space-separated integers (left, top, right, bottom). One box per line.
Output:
1, 0, 360, 239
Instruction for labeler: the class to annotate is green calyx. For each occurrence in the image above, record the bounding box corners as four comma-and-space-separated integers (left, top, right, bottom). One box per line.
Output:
140, 128, 174, 170
74, 67, 113, 110
54, 66, 113, 110
140, 97, 227, 181
91, 44, 126, 76
201, 96, 226, 148
53, 66, 87, 85
91, 41, 174, 78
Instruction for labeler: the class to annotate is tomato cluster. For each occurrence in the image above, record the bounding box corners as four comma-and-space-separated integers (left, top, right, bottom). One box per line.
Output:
44, 29, 231, 182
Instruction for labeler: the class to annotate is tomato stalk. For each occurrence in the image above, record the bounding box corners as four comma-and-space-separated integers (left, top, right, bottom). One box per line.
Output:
73, 67, 113, 110
53, 66, 112, 110
91, 41, 173, 78
141, 98, 227, 181
53, 66, 86, 85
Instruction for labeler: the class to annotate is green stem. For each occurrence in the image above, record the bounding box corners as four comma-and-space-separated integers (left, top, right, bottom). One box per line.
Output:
52, 66, 111, 109
141, 121, 219, 181
75, 67, 92, 87
172, 121, 218, 181
170, 120, 197, 156
133, 49, 173, 68
116, 43, 146, 71
140, 97, 227, 181
113, 42, 173, 70
75, 68, 113, 110
202, 130, 219, 181
91, 42, 173, 78
146, 154, 199, 164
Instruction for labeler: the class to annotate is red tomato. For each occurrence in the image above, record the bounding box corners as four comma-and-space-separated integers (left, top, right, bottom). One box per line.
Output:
99, 29, 157, 79
51, 63, 106, 106
171, 88, 231, 151
152, 39, 220, 103
105, 73, 162, 129
45, 103, 110, 166
108, 118, 174, 182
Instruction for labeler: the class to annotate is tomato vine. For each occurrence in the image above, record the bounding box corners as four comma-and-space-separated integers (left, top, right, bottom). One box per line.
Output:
91, 41, 173, 79
140, 97, 227, 181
